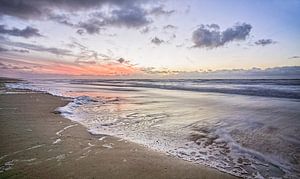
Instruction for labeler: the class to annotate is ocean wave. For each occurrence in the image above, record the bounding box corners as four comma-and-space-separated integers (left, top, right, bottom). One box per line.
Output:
5, 79, 300, 178
75, 79, 300, 99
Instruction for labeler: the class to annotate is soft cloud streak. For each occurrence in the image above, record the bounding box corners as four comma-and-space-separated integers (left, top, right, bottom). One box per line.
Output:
141, 66, 300, 79
0, 25, 42, 38
1, 40, 73, 56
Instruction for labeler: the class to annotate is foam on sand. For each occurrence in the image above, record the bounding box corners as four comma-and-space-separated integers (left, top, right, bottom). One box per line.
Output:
6, 79, 300, 178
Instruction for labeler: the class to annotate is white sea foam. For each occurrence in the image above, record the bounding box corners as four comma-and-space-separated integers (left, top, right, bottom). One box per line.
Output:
53, 138, 62, 144
6, 79, 300, 178
56, 124, 78, 136
102, 144, 113, 149
26, 144, 45, 150
20, 158, 37, 162
55, 154, 65, 162
0, 160, 14, 173
98, 136, 106, 141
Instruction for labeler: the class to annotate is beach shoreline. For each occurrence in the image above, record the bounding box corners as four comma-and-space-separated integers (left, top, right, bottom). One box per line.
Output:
0, 80, 237, 179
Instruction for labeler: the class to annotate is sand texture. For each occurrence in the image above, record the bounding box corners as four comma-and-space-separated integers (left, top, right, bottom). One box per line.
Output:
0, 87, 237, 178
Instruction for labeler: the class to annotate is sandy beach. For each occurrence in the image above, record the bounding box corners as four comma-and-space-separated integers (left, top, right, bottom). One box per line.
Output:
0, 81, 236, 179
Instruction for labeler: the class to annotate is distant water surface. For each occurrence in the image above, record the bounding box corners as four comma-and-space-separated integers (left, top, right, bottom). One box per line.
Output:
7, 79, 300, 178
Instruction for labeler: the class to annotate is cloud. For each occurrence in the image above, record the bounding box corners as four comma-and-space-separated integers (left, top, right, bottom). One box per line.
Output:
176, 43, 184, 48
47, 13, 75, 27
0, 0, 153, 35
163, 25, 177, 30
117, 58, 125, 63
221, 23, 251, 42
140, 26, 157, 34
254, 39, 277, 46
1, 39, 73, 56
75, 60, 97, 65
0, 46, 30, 53
11, 49, 30, 53
0, 58, 38, 71
0, 62, 31, 70
73, 5, 152, 34
0, 0, 144, 19
67, 40, 112, 62
82, 6, 151, 34
78, 19, 104, 34
0, 46, 8, 52
0, 1, 177, 35
192, 25, 222, 48
0, 0, 43, 20
15, 43, 72, 56
0, 56, 140, 77
140, 26, 150, 34
184, 5, 191, 14
76, 29, 84, 35
192, 23, 252, 48
143, 66, 300, 79
0, 25, 42, 38
107, 6, 151, 28
151, 37, 165, 45
288, 56, 300, 59
149, 6, 175, 16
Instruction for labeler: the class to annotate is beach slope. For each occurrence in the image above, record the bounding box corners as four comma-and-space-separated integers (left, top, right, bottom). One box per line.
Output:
0, 85, 236, 178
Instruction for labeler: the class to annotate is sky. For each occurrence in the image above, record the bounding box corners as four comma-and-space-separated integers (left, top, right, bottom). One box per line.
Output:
0, 0, 299, 78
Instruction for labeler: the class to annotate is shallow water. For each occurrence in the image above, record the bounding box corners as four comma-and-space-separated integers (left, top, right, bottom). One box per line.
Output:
7, 79, 300, 178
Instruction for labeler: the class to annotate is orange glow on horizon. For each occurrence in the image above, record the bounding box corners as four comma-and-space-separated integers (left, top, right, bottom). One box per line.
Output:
33, 62, 141, 76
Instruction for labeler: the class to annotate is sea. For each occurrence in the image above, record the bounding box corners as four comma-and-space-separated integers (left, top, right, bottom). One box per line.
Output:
6, 79, 300, 178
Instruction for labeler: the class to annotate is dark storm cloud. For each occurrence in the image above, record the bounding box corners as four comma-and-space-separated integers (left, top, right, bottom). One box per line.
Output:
151, 37, 164, 45
254, 39, 276, 46
0, 25, 42, 38
192, 23, 252, 48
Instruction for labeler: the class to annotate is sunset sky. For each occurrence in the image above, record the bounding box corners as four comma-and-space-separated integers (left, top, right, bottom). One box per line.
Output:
0, 0, 299, 78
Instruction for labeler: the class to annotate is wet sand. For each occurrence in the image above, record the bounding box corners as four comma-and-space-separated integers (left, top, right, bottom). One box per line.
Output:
0, 84, 237, 178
